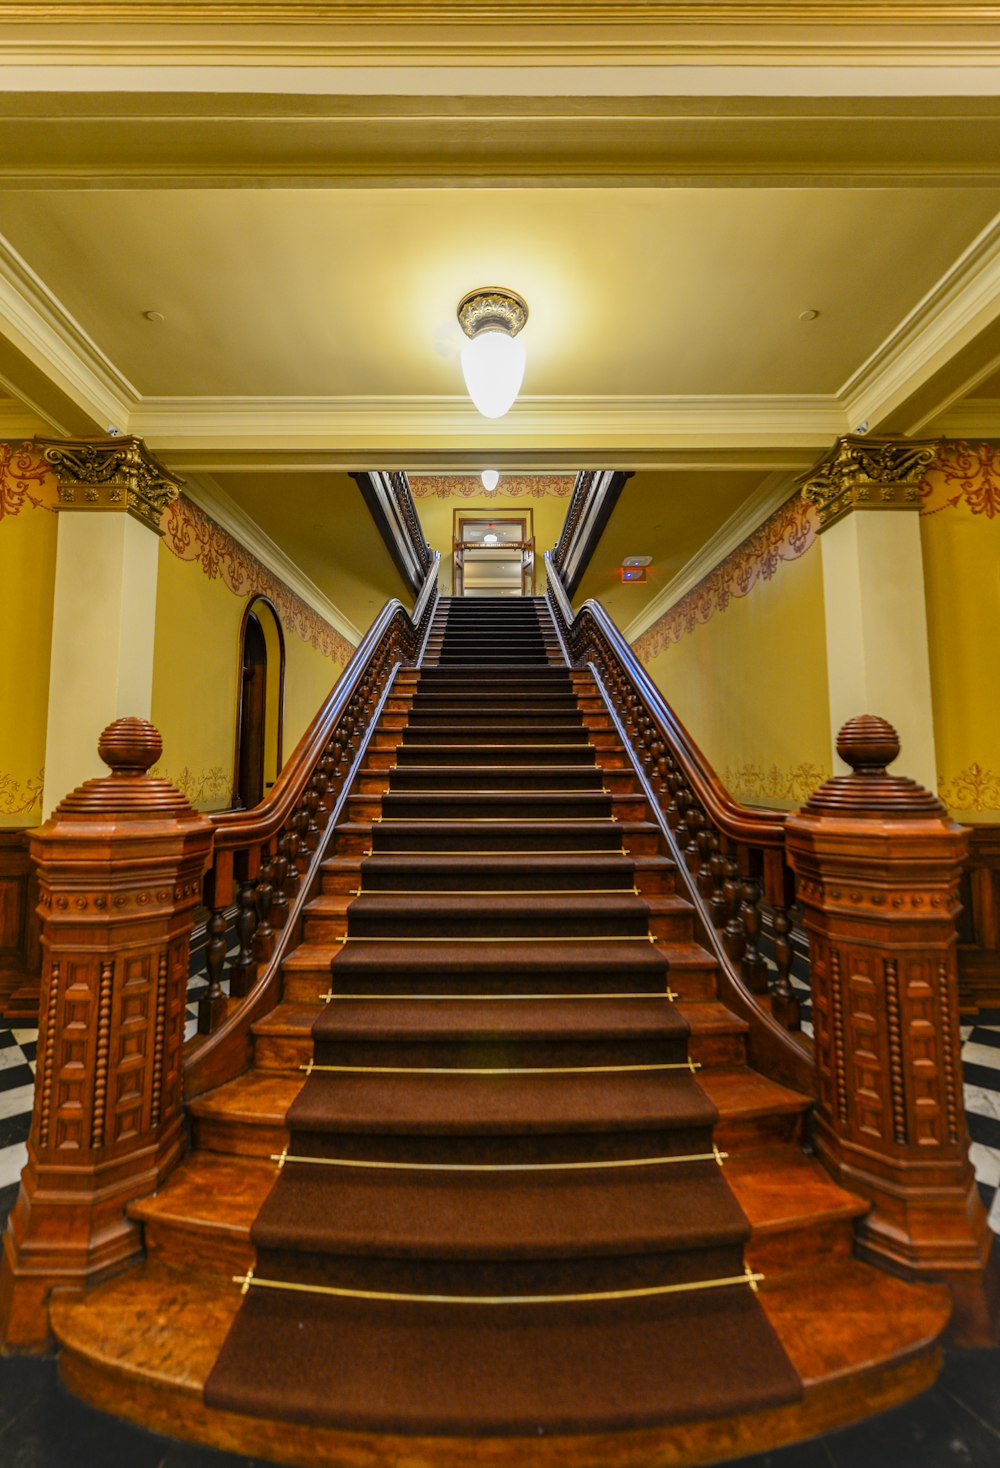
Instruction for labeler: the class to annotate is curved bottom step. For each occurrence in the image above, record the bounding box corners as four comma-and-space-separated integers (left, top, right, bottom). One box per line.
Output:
51, 1258, 951, 1467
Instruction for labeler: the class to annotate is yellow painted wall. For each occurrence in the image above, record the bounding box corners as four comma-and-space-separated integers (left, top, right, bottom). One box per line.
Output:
416, 491, 568, 596
151, 548, 350, 811
0, 504, 57, 827
639, 549, 832, 810
283, 632, 343, 762
151, 545, 243, 810
922, 496, 1000, 823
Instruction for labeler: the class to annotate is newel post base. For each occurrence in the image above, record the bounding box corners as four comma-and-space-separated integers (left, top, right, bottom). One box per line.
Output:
0, 719, 213, 1349
786, 716, 999, 1346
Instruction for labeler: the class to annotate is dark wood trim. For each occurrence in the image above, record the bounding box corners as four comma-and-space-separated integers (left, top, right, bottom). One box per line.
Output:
553, 469, 632, 597
352, 471, 433, 597
0, 829, 41, 1022
957, 825, 1000, 1015
233, 595, 287, 809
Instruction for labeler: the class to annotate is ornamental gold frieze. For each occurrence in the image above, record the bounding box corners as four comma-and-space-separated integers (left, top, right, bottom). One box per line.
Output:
798, 435, 937, 533
35, 435, 184, 536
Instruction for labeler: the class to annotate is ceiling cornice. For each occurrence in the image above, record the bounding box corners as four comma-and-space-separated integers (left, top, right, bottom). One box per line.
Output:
0, 394, 48, 438
181, 472, 363, 646
926, 395, 1000, 437
840, 209, 1000, 431
0, 233, 136, 432
133, 395, 848, 453
621, 468, 802, 644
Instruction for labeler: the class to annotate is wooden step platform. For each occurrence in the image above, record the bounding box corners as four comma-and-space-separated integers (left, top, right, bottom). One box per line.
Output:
50, 1258, 951, 1468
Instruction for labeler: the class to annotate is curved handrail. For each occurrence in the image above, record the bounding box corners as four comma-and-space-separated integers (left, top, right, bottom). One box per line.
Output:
545, 551, 807, 1050
210, 596, 410, 851
546, 556, 786, 847
185, 554, 440, 1066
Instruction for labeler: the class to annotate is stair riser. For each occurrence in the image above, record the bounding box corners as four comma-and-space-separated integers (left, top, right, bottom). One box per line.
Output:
355, 771, 619, 795
252, 1244, 749, 1301
282, 968, 675, 1003
746, 1219, 858, 1273
322, 872, 644, 896
394, 746, 602, 767
141, 1219, 256, 1279
337, 912, 688, 942
259, 1033, 695, 1073
283, 1126, 720, 1168
687, 1031, 747, 1067
661, 965, 718, 1002
193, 1114, 290, 1158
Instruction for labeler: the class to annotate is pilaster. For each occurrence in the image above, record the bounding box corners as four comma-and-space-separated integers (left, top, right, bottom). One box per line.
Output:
38, 437, 183, 817
800, 435, 938, 793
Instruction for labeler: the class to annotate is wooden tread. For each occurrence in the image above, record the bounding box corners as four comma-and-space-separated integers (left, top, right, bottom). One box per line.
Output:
50, 1258, 951, 1468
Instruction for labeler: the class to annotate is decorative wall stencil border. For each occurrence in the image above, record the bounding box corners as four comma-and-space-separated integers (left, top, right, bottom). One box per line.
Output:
148, 764, 232, 810
939, 765, 1000, 815
163, 495, 355, 665
920, 440, 1000, 519
0, 441, 56, 520
632, 492, 819, 662
409, 474, 575, 500
0, 444, 354, 663
0, 768, 44, 817
724, 762, 830, 808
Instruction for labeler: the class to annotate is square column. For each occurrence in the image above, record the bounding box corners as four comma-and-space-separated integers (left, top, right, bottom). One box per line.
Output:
38, 438, 183, 818
801, 436, 939, 793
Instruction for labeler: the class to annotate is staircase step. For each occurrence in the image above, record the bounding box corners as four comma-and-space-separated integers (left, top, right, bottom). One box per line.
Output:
323, 850, 647, 893
49, 1258, 951, 1463
129, 1153, 274, 1276
727, 1147, 870, 1270
339, 892, 660, 939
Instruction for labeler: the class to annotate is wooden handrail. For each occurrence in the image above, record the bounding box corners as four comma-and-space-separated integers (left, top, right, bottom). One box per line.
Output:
186, 554, 440, 1050
545, 551, 805, 1042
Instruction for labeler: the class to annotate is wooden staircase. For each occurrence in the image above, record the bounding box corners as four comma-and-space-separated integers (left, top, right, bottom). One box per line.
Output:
49, 596, 952, 1466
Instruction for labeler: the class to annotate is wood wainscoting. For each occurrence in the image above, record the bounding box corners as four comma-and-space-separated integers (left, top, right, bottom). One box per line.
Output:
0, 830, 40, 1022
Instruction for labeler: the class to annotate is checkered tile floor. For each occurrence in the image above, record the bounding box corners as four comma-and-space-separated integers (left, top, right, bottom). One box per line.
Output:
3, 991, 1000, 1236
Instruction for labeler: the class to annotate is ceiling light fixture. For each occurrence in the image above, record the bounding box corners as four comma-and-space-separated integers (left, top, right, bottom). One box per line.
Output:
481, 469, 500, 492
458, 288, 528, 419
483, 533, 499, 545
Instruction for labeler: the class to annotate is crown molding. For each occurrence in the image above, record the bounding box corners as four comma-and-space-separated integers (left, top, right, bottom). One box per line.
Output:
925, 396, 1000, 437
622, 469, 801, 643
133, 394, 848, 452
0, 233, 136, 432
181, 472, 362, 647
840, 209, 1000, 432
0, 394, 48, 438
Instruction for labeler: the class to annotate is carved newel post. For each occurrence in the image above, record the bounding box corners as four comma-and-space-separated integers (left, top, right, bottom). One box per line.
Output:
786, 716, 998, 1345
0, 719, 213, 1348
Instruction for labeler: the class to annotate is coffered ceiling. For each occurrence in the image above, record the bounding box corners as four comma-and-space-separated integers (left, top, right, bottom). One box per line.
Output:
3, 2, 1000, 612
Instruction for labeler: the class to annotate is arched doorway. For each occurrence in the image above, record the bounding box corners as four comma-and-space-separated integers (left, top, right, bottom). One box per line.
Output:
234, 597, 285, 809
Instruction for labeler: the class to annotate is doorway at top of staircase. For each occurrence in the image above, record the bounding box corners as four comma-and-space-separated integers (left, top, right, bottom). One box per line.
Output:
453, 510, 535, 597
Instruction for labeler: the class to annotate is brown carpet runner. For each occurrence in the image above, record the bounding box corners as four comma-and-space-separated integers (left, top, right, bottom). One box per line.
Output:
205, 596, 802, 1435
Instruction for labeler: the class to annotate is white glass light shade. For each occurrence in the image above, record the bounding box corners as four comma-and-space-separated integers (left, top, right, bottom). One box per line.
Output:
461, 330, 526, 419
481, 469, 500, 492
483, 533, 499, 545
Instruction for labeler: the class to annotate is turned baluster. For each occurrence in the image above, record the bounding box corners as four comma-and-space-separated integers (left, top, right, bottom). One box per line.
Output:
332, 730, 348, 782
709, 834, 729, 927
770, 902, 801, 1029
650, 741, 666, 795
314, 757, 332, 825
665, 766, 684, 829
302, 785, 321, 851
270, 836, 291, 926
294, 807, 312, 867
683, 805, 704, 872
198, 906, 229, 1035
696, 822, 715, 900
673, 785, 691, 844
739, 872, 768, 994
283, 820, 302, 896
722, 850, 746, 966
252, 860, 275, 965
640, 720, 656, 777
228, 880, 258, 998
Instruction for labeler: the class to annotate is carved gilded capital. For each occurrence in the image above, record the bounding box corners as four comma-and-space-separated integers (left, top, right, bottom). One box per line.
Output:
798, 435, 937, 534
35, 435, 184, 535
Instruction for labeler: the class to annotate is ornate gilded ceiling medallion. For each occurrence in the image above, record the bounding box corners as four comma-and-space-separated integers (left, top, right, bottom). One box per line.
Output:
457, 288, 528, 341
